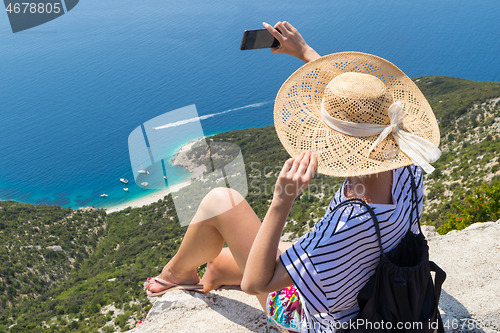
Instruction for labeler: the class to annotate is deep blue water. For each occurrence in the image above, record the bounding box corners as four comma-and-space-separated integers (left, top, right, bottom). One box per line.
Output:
0, 0, 499, 209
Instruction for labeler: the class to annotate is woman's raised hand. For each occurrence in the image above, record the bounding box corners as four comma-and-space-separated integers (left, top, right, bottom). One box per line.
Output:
263, 21, 321, 63
274, 151, 318, 206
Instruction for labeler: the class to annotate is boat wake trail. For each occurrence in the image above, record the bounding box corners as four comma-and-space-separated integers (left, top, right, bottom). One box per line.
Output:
152, 101, 272, 130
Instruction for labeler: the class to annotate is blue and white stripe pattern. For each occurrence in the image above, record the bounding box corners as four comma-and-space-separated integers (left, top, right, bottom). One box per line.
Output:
280, 165, 423, 333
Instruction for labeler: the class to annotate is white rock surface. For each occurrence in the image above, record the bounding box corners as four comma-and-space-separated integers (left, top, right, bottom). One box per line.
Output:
130, 288, 279, 333
421, 224, 439, 239
428, 220, 500, 333
46, 245, 64, 252
132, 220, 500, 333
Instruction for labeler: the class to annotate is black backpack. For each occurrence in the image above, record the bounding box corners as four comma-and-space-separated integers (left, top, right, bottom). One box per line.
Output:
337, 166, 446, 332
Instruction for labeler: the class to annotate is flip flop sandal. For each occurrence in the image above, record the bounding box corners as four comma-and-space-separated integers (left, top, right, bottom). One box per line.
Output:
216, 285, 242, 291
146, 277, 204, 297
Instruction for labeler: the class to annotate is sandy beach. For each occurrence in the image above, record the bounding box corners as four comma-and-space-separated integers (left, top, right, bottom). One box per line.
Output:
104, 138, 206, 214
104, 180, 192, 214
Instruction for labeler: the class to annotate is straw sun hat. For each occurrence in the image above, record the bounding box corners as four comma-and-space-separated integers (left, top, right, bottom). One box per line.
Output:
274, 51, 441, 177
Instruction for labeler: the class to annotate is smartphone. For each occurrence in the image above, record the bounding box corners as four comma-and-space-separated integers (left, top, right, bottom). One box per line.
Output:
240, 29, 280, 50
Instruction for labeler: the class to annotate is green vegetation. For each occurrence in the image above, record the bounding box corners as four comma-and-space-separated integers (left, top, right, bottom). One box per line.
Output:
413, 77, 500, 228
0, 76, 498, 332
437, 180, 500, 233
1, 198, 186, 332
0, 203, 105, 313
413, 76, 500, 136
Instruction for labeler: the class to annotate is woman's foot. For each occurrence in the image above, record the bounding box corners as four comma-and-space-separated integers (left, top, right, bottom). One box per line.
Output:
146, 264, 200, 294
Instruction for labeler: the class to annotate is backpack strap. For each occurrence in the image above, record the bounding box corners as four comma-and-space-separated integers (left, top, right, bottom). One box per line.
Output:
332, 198, 384, 256
406, 166, 447, 296
406, 165, 423, 235
429, 261, 446, 305
430, 260, 447, 333
407, 166, 447, 330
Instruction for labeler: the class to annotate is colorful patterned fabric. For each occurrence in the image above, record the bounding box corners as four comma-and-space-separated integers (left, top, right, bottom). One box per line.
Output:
266, 285, 304, 332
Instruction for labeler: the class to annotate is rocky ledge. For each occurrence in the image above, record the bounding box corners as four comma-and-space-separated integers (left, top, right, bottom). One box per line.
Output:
131, 220, 500, 333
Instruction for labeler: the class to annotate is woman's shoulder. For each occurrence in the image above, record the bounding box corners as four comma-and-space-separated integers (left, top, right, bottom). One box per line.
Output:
392, 165, 423, 197
315, 193, 377, 237
394, 164, 422, 184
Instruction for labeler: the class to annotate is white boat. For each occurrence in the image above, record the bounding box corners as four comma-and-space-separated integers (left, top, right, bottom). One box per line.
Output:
163, 176, 168, 180
123, 188, 129, 192
100, 193, 108, 197
120, 178, 129, 184
141, 182, 149, 187
138, 170, 149, 175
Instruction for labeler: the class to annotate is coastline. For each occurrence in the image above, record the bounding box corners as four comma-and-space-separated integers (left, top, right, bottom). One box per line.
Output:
104, 138, 206, 214
104, 180, 191, 214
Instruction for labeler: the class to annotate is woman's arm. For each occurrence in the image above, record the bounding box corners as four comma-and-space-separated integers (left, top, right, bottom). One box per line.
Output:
241, 151, 317, 295
263, 21, 321, 63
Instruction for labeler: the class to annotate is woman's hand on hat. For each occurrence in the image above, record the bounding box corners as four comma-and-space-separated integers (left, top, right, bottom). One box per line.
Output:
273, 151, 317, 207
263, 21, 321, 63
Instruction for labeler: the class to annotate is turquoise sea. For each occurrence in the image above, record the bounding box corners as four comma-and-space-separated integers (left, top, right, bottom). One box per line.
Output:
0, 0, 499, 209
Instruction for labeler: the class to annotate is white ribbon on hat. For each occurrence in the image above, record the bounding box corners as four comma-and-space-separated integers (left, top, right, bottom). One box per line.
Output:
320, 101, 441, 173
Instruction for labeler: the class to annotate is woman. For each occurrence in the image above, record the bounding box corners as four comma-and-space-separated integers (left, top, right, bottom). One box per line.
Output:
146, 22, 441, 332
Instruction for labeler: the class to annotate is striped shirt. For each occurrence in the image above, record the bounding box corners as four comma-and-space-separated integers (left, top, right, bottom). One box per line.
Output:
280, 165, 423, 333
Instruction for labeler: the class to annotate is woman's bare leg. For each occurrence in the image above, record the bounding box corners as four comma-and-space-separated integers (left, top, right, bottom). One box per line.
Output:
199, 248, 243, 291
146, 187, 293, 311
